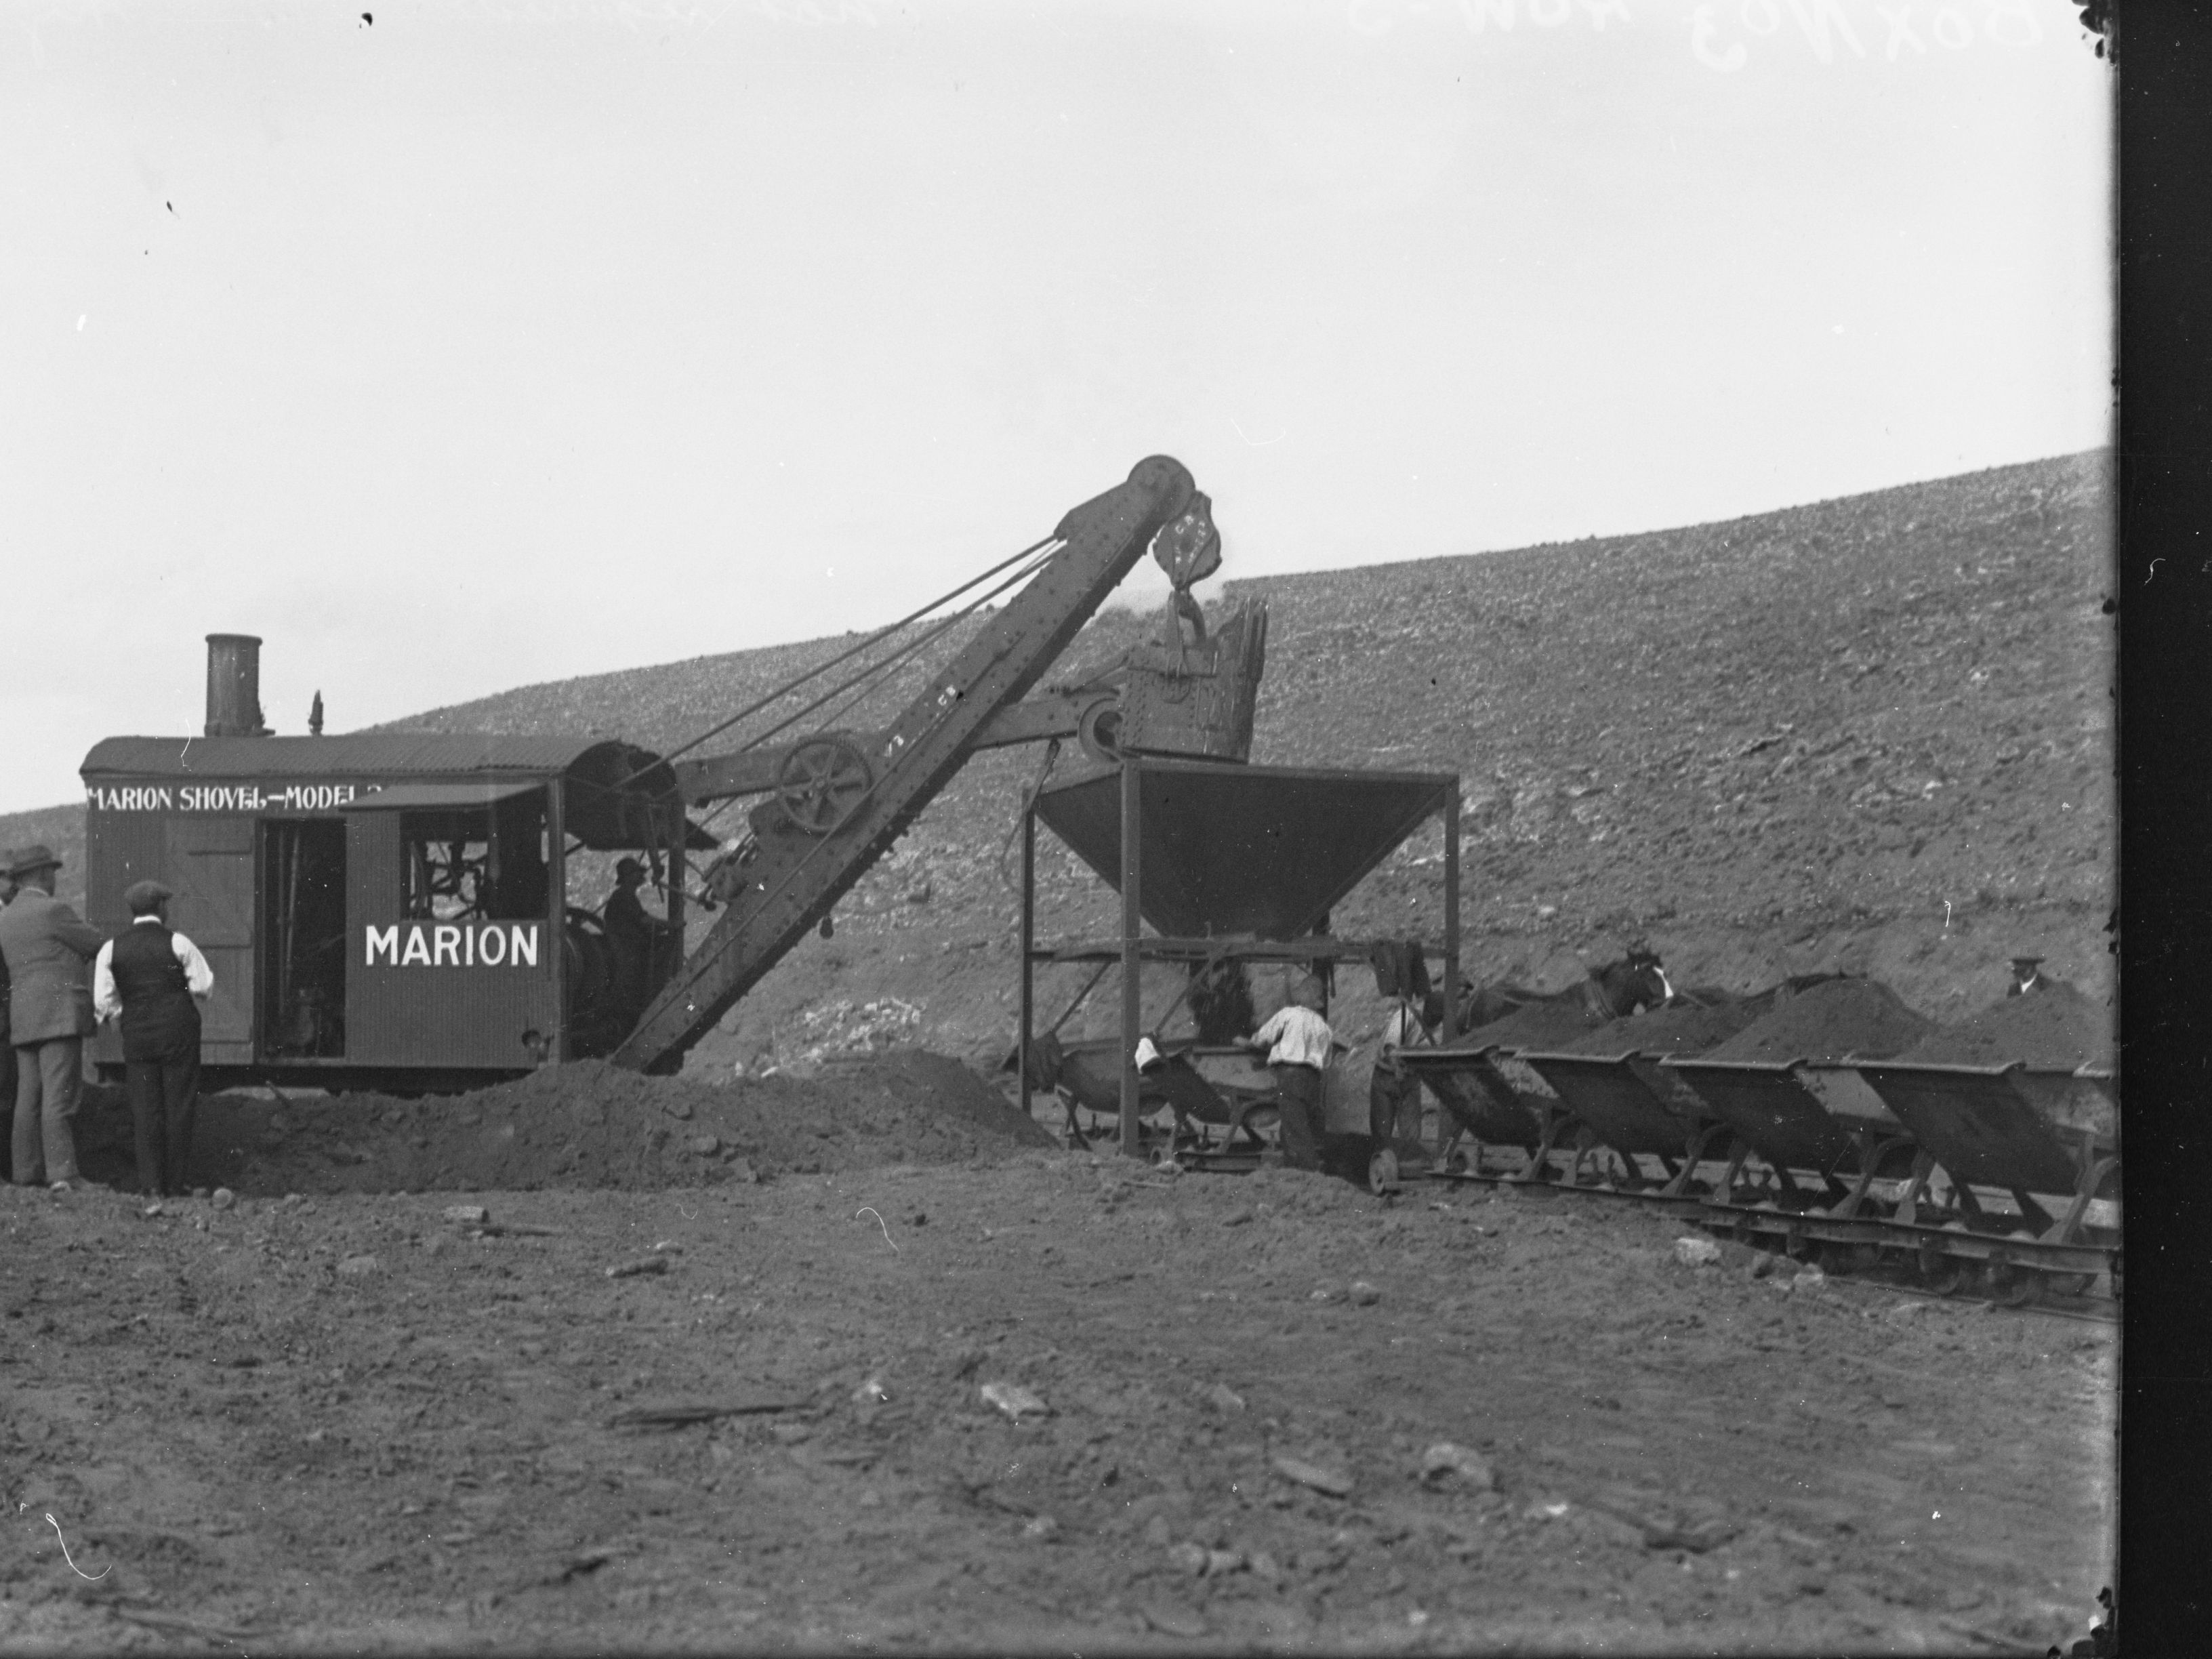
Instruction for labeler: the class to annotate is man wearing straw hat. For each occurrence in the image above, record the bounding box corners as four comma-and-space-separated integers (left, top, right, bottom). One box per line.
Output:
0, 843, 106, 1190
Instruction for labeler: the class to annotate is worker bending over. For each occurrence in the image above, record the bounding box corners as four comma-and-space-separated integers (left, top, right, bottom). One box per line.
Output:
1248, 976, 1332, 1172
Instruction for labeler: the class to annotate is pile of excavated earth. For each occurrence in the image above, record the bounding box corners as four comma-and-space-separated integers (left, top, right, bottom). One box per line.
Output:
1893, 981, 2111, 1067
68, 1052, 1054, 1198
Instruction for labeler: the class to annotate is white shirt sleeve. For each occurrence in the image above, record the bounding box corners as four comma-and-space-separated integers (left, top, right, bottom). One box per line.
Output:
173, 931, 216, 998
1256, 1007, 1334, 1069
92, 939, 120, 1022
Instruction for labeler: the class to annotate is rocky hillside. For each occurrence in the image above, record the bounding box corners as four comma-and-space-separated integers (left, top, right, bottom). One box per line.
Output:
3, 451, 2113, 1069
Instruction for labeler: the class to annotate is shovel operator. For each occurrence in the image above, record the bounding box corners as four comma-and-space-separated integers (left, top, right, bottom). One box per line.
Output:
1246, 976, 1333, 1173
602, 857, 677, 1014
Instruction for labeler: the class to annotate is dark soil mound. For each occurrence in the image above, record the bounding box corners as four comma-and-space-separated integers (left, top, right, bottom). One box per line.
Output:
1558, 1000, 1770, 1057
73, 1050, 1052, 1197
1460, 1000, 1609, 1052
1894, 981, 2112, 1068
1702, 978, 1933, 1065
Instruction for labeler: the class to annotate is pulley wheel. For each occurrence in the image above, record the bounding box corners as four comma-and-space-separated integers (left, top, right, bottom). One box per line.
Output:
1149, 491, 1222, 587
775, 735, 874, 834
1076, 696, 1124, 765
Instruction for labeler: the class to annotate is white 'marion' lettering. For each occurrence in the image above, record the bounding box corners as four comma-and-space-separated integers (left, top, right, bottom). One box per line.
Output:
367, 920, 541, 967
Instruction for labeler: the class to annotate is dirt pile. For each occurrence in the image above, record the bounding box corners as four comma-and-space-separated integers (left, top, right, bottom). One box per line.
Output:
73, 1050, 1052, 1197
1701, 978, 1935, 1065
1458, 1000, 1607, 1052
1896, 981, 2113, 1068
1559, 1000, 1771, 1057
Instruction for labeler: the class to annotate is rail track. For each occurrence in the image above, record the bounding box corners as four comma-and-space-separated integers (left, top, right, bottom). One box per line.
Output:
1406, 1153, 2119, 1321
1078, 1036, 2121, 1322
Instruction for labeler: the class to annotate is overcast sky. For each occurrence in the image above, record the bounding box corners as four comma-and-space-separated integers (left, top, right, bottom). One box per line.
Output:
1, 0, 2111, 815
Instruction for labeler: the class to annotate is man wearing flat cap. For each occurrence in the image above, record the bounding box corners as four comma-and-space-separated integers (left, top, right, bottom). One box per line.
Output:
0, 844, 106, 1189
94, 881, 215, 1198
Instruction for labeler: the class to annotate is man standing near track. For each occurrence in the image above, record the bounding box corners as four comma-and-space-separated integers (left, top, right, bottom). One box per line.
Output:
93, 880, 214, 1198
1368, 989, 1436, 1158
1247, 975, 1334, 1173
0, 843, 106, 1190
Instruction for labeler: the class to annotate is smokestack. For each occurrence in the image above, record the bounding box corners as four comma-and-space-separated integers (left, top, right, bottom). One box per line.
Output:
205, 634, 271, 737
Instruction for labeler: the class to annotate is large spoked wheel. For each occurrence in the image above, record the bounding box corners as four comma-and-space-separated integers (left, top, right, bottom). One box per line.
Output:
776, 736, 874, 834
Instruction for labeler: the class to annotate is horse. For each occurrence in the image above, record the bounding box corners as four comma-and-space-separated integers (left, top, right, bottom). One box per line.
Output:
1456, 945, 1673, 1030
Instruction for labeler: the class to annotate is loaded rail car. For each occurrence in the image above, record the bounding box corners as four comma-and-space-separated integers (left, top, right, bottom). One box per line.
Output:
81, 657, 707, 1091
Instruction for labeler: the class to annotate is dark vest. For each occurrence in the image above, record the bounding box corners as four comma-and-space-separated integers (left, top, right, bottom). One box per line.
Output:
108, 923, 201, 1060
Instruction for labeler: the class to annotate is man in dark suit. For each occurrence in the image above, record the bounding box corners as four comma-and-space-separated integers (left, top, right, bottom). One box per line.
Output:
93, 880, 214, 1197
0, 844, 106, 1189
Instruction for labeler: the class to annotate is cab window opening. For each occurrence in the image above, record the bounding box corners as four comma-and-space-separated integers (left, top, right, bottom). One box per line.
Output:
398, 794, 550, 924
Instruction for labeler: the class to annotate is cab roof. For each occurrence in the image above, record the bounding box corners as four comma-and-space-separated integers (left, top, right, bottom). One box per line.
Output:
81, 734, 701, 852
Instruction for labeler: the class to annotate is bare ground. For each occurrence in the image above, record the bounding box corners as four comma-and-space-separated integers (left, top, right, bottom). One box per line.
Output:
3, 1146, 2112, 1654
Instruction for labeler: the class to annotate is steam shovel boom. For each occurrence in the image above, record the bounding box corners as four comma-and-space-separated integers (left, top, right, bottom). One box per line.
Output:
610, 455, 1208, 1076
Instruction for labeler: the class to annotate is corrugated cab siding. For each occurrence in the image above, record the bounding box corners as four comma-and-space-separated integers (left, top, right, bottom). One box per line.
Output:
84, 810, 169, 1067
165, 816, 258, 1061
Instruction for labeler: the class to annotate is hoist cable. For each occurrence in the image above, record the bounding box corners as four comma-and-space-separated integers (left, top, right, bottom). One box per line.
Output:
644, 533, 1063, 778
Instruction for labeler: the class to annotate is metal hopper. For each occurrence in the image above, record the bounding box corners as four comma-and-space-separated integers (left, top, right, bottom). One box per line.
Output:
1033, 758, 1454, 941
1021, 754, 1462, 1165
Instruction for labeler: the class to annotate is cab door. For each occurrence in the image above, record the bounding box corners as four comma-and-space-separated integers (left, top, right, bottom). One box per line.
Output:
165, 816, 256, 1065
341, 785, 560, 1071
